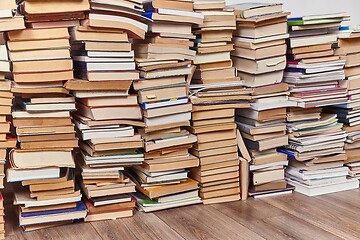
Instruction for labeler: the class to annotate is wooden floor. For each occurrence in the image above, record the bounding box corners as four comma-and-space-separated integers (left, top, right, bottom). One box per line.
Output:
5, 189, 360, 240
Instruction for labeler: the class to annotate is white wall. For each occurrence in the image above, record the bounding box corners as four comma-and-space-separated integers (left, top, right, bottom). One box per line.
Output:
226, 0, 360, 26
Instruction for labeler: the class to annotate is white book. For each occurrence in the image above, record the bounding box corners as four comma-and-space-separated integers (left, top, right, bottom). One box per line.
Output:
7, 167, 60, 182
250, 161, 288, 171
0, 9, 13, 19
90, 13, 148, 32
144, 112, 191, 127
0, 45, 8, 61
233, 34, 289, 44
287, 178, 358, 197
157, 8, 204, 19
72, 91, 128, 98
0, 60, 9, 72
12, 111, 70, 118
79, 61, 135, 71
142, 98, 188, 110
289, 34, 338, 48
73, 56, 134, 62
25, 103, 76, 112
81, 128, 134, 140
14, 191, 82, 208
85, 51, 134, 58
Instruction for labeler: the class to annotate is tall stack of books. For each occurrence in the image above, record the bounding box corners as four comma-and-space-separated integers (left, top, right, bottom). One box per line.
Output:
279, 110, 359, 196
229, 3, 289, 87
0, 2, 24, 237
230, 3, 295, 198
68, 1, 148, 221
188, 3, 250, 204
7, 27, 86, 230
5, 0, 89, 231
236, 84, 295, 198
128, 0, 204, 211
284, 13, 350, 108
327, 29, 360, 178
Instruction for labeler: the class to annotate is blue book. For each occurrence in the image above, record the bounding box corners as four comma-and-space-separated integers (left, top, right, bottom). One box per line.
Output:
277, 148, 296, 160
140, 97, 188, 110
21, 201, 86, 218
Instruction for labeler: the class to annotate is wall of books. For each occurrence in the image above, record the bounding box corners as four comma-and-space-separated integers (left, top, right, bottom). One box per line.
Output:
0, 0, 359, 235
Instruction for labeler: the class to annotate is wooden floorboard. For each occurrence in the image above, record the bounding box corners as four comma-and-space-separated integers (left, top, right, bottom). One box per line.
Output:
5, 190, 360, 239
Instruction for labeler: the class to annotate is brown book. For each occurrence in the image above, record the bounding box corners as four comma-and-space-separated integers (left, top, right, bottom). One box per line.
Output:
199, 152, 239, 165
12, 117, 72, 127
8, 38, 70, 51
200, 187, 240, 199
188, 123, 236, 134
7, 28, 69, 41
0, 17, 25, 32
200, 181, 240, 193
133, 76, 185, 90
194, 138, 237, 151
9, 48, 70, 61
87, 201, 135, 215
252, 152, 287, 165
190, 170, 239, 183
20, 138, 78, 150
197, 60, 233, 71
192, 165, 239, 177
199, 159, 239, 172
138, 86, 187, 104
253, 180, 287, 191
191, 145, 237, 158
289, 43, 332, 54
21, 203, 76, 213
197, 129, 236, 143
192, 108, 234, 121
290, 49, 334, 60
191, 117, 234, 127
64, 79, 132, 91
12, 70, 73, 83
142, 155, 199, 172
202, 194, 240, 204
192, 102, 250, 111
233, 44, 286, 60
235, 21, 287, 39
18, 133, 76, 142
12, 59, 72, 73
137, 179, 198, 199
76, 103, 142, 121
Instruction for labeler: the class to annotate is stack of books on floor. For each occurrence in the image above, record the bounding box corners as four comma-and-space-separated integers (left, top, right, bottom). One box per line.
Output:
279, 109, 359, 196
230, 3, 289, 87
326, 28, 360, 179
236, 83, 294, 198
5, 1, 90, 230
128, 0, 203, 211
189, 4, 247, 204
18, 0, 89, 29
68, 1, 148, 221
284, 13, 350, 108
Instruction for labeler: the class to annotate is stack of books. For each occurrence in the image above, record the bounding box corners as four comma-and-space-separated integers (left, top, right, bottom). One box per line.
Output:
0, 191, 4, 239
18, 0, 89, 29
127, 0, 204, 211
236, 83, 295, 198
284, 13, 350, 108
188, 4, 248, 204
6, 26, 86, 230
279, 111, 359, 196
0, 0, 25, 32
326, 29, 360, 174
230, 3, 289, 87
68, 1, 148, 221
0, 32, 17, 189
